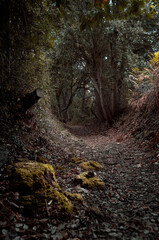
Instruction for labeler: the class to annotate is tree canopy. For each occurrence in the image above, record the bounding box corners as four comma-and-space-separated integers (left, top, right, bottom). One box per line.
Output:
0, 0, 159, 125
49, 0, 159, 124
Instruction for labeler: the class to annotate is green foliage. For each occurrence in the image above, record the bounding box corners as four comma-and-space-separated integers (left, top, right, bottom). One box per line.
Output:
0, 0, 58, 128
0, 0, 56, 89
50, 0, 159, 123
51, 0, 159, 30
0, 0, 158, 126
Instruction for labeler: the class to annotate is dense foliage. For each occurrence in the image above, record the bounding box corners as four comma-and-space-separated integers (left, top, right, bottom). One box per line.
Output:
0, 0, 158, 125
50, 0, 159, 124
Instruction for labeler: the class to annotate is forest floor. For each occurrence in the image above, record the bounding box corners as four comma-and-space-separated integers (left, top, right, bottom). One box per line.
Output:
1, 113, 159, 240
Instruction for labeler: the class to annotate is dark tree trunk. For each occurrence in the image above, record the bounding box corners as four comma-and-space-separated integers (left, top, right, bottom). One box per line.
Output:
18, 88, 44, 114
81, 87, 86, 113
94, 90, 105, 122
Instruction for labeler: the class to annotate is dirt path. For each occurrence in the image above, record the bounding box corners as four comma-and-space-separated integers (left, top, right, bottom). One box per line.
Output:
1, 124, 159, 240
57, 124, 159, 239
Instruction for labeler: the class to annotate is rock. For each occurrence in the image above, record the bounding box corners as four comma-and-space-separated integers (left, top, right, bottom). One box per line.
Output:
11, 162, 73, 216
74, 172, 105, 189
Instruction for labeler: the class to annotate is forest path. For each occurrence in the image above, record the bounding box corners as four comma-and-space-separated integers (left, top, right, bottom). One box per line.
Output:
1, 122, 159, 240
60, 123, 159, 239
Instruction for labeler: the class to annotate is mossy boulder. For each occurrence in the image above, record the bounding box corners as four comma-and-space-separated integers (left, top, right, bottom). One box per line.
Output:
11, 162, 73, 215
74, 171, 105, 190
69, 157, 86, 164
79, 161, 104, 171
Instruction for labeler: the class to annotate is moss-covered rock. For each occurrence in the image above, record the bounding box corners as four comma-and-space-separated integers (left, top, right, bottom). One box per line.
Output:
74, 171, 105, 190
79, 161, 104, 171
11, 162, 73, 215
69, 157, 86, 164
65, 192, 84, 204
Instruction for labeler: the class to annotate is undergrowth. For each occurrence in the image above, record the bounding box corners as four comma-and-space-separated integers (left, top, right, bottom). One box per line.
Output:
129, 52, 159, 147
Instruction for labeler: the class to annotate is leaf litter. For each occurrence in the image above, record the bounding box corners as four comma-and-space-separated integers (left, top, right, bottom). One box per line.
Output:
0, 118, 159, 239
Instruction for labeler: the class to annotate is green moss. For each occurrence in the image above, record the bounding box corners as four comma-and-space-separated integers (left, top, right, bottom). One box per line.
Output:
65, 192, 84, 204
79, 161, 104, 171
75, 172, 105, 190
21, 188, 73, 215
11, 162, 73, 215
69, 157, 86, 164
13, 162, 58, 191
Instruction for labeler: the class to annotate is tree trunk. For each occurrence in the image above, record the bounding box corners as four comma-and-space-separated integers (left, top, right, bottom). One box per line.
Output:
91, 46, 113, 125
79, 31, 113, 125
111, 82, 120, 116
94, 90, 105, 121
0, 1, 10, 83
18, 88, 44, 114
81, 87, 86, 113
99, 80, 113, 125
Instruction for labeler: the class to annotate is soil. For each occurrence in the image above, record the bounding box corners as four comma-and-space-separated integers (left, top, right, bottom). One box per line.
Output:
0, 115, 159, 240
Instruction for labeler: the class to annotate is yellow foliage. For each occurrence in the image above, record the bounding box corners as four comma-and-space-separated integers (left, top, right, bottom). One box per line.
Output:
151, 51, 159, 65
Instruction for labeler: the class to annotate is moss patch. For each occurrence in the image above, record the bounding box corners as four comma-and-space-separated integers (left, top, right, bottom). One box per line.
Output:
74, 171, 105, 190
79, 161, 104, 171
11, 162, 73, 215
69, 157, 86, 164
65, 192, 84, 204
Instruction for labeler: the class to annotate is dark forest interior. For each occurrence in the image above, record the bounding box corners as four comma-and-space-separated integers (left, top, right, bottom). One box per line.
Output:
0, 1, 159, 239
